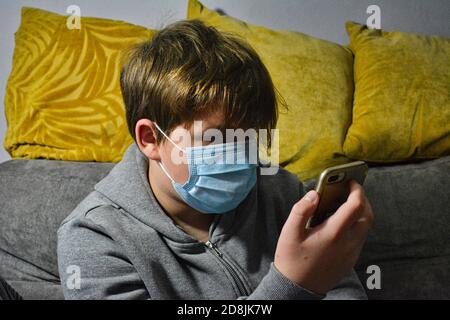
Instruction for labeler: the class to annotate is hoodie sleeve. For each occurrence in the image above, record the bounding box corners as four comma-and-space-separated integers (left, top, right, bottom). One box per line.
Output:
238, 263, 366, 300
57, 214, 150, 300
323, 269, 368, 300
238, 262, 325, 300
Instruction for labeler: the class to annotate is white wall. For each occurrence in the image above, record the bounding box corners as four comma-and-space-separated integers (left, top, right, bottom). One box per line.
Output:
1, 0, 449, 163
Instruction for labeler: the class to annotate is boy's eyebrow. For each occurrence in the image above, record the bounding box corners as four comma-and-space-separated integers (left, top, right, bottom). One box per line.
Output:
202, 123, 227, 132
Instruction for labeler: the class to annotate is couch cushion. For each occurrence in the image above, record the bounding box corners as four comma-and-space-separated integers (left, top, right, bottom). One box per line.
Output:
343, 21, 450, 162
0, 159, 114, 299
4, 7, 155, 162
355, 156, 450, 299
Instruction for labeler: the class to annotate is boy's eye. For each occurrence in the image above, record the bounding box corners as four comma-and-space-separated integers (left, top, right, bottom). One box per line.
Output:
190, 135, 215, 146
202, 137, 221, 146
202, 139, 214, 145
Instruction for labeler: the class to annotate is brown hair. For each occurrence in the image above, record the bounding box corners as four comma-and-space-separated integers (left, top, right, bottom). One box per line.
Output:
120, 19, 284, 147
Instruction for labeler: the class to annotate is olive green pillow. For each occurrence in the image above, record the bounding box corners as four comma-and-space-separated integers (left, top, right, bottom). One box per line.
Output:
344, 22, 450, 162
188, 0, 354, 180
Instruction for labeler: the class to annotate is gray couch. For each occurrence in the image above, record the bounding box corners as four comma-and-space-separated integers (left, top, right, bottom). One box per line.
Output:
0, 156, 449, 299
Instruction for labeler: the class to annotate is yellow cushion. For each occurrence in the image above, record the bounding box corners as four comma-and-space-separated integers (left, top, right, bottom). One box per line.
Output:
4, 7, 155, 162
344, 22, 450, 162
187, 0, 354, 181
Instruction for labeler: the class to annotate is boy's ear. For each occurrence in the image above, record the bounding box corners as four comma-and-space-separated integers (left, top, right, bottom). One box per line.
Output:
135, 119, 161, 161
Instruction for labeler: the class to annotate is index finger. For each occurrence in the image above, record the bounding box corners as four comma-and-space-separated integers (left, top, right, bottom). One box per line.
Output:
326, 179, 366, 233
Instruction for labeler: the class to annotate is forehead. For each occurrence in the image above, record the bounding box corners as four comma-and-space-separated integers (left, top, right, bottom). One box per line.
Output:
182, 109, 227, 133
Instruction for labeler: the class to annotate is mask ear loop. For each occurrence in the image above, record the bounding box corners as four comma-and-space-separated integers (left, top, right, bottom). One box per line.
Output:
157, 160, 176, 183
153, 122, 185, 153
153, 122, 184, 183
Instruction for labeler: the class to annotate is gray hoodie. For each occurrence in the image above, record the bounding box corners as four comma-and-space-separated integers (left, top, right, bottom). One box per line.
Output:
57, 142, 367, 300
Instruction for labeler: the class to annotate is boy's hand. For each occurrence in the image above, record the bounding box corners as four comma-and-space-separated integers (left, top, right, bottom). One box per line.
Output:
274, 180, 374, 295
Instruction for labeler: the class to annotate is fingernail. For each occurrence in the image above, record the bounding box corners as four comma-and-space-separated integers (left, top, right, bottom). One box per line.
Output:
305, 190, 318, 204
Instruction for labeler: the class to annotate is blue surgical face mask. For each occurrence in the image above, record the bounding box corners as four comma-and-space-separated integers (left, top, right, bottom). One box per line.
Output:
154, 123, 257, 214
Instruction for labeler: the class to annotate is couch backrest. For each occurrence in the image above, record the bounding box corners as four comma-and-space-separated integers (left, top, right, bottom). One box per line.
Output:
0, 159, 114, 299
356, 156, 450, 299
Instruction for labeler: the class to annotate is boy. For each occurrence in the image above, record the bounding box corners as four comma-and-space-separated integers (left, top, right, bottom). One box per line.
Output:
57, 19, 373, 299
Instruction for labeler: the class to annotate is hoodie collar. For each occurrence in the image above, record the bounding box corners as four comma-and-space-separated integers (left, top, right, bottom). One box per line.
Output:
94, 142, 239, 244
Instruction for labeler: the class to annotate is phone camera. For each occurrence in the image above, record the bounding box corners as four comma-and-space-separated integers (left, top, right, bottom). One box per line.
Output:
327, 172, 345, 184
328, 175, 339, 183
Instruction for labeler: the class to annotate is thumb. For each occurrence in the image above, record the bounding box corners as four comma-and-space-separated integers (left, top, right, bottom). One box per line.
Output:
281, 190, 319, 241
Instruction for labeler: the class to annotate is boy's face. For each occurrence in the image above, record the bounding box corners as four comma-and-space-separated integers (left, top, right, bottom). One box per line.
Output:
136, 111, 226, 197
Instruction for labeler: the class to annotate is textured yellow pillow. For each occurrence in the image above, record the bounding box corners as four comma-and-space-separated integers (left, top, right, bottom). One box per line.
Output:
4, 7, 155, 162
344, 22, 450, 162
188, 0, 354, 181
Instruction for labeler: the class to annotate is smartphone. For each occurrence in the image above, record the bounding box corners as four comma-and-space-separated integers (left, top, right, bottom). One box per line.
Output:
306, 161, 368, 228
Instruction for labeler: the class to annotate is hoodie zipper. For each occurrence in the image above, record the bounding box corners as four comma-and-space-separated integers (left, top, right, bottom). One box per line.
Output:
204, 240, 251, 297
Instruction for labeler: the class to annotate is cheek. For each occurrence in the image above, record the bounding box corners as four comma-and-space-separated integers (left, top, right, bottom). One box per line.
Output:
164, 150, 189, 184
160, 143, 189, 185
170, 162, 189, 185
